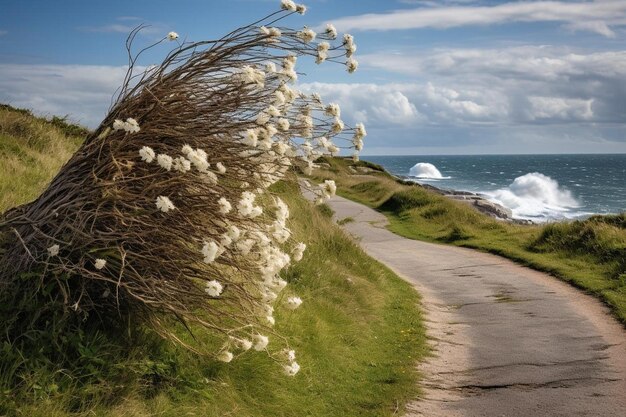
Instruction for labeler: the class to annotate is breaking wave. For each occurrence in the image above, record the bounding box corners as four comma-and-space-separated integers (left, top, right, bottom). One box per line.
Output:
484, 172, 580, 221
409, 162, 450, 179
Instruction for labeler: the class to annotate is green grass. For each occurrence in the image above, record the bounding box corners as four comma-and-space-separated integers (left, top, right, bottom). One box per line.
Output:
0, 105, 427, 416
311, 156, 626, 325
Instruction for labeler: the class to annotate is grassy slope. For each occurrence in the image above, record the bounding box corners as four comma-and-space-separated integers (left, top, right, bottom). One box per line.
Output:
311, 157, 626, 324
0, 105, 427, 416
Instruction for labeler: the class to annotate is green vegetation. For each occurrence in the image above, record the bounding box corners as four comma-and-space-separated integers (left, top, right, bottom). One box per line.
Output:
312, 156, 626, 324
0, 105, 427, 416
0, 104, 88, 212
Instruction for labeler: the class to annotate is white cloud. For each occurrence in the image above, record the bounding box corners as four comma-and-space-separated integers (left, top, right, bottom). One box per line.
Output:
0, 64, 129, 127
529, 97, 594, 121
301, 82, 424, 126
327, 0, 626, 37
359, 46, 626, 124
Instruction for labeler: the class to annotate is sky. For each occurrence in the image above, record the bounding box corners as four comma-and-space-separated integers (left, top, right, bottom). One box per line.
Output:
1, 0, 625, 155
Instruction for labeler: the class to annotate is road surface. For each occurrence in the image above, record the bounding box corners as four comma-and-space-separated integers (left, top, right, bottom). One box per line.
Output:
325, 193, 626, 417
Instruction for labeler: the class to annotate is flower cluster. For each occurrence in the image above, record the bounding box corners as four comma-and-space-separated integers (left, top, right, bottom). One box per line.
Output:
34, 0, 366, 377
112, 117, 140, 133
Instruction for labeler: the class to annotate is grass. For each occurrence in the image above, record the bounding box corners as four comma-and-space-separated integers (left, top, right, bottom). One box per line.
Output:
0, 104, 87, 212
311, 156, 626, 325
0, 105, 427, 416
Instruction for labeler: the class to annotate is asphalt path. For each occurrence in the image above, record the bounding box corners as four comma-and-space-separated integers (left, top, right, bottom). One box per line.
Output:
324, 193, 626, 417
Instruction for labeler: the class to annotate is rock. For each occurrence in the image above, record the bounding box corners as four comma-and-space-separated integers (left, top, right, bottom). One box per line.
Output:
473, 199, 513, 220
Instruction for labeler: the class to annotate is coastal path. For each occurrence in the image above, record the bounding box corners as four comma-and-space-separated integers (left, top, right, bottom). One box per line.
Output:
324, 194, 626, 417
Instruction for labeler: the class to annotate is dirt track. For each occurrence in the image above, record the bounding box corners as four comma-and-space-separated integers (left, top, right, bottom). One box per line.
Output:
326, 194, 626, 417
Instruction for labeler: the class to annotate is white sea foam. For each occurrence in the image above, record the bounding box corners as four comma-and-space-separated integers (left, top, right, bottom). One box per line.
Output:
409, 162, 450, 179
484, 172, 580, 221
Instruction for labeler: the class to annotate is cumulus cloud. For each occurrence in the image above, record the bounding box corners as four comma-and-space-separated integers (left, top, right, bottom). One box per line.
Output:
301, 82, 423, 126
359, 46, 626, 124
327, 0, 626, 37
0, 64, 129, 127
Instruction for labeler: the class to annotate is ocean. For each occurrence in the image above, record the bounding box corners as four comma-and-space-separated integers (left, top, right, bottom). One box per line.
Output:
364, 154, 626, 222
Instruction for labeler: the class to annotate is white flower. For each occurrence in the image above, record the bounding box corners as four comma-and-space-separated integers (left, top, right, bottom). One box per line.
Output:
205, 280, 224, 297
216, 350, 233, 362
346, 58, 358, 73
236, 239, 255, 255
227, 225, 241, 241
332, 118, 344, 133
328, 143, 339, 155
124, 118, 140, 133
167, 31, 179, 41
281, 68, 297, 82
277, 118, 290, 131
187, 148, 209, 171
296, 4, 307, 14
47, 244, 60, 257
275, 141, 289, 156
293, 242, 306, 261
296, 28, 316, 43
256, 112, 271, 126
343, 33, 354, 47
202, 241, 221, 263
250, 206, 263, 218
265, 124, 278, 138
112, 119, 125, 131
206, 171, 218, 185
259, 26, 271, 36
216, 162, 226, 174
267, 105, 281, 117
156, 196, 175, 213
353, 152, 360, 162
322, 179, 337, 197
94, 259, 107, 270
269, 27, 282, 37
253, 334, 269, 351
325, 23, 337, 39
286, 296, 303, 310
283, 361, 300, 376
181, 144, 193, 155
354, 138, 364, 152
244, 129, 258, 147
233, 338, 253, 351
346, 42, 357, 58
325, 103, 340, 118
173, 156, 191, 172
298, 114, 313, 130
139, 146, 155, 163
218, 197, 232, 214
281, 0, 297, 11
157, 154, 173, 171
354, 122, 367, 139
283, 349, 296, 362
265, 62, 277, 73
266, 315, 276, 326
272, 91, 285, 107
239, 65, 265, 88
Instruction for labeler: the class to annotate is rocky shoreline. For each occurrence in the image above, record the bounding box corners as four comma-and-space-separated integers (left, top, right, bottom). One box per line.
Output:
345, 163, 532, 224
396, 175, 533, 224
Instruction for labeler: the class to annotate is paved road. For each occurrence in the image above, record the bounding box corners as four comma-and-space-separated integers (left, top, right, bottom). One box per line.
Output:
325, 194, 626, 417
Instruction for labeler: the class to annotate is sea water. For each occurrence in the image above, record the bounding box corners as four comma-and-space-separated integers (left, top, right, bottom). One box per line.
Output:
365, 154, 626, 222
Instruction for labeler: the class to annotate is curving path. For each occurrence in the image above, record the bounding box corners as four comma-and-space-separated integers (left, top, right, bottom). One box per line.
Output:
325, 194, 626, 417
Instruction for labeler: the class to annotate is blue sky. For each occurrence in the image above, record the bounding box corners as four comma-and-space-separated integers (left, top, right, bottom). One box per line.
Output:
1, 0, 625, 154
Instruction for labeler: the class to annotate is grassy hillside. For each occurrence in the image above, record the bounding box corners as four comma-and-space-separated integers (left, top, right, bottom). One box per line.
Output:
311, 157, 626, 324
0, 105, 427, 416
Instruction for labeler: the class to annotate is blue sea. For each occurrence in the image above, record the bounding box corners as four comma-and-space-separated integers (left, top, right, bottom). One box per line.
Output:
364, 154, 626, 222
